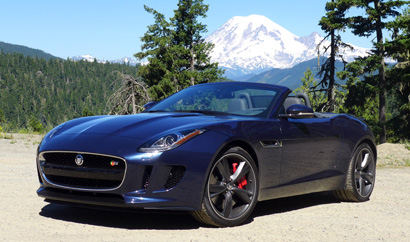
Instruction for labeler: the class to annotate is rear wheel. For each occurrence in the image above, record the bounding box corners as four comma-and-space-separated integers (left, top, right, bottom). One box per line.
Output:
192, 147, 258, 227
334, 143, 376, 202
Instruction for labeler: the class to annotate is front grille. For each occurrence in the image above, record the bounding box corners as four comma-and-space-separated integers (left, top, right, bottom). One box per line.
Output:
42, 152, 125, 170
40, 152, 126, 190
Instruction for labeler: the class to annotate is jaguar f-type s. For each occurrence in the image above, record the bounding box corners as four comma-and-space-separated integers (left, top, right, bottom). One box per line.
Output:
36, 82, 376, 227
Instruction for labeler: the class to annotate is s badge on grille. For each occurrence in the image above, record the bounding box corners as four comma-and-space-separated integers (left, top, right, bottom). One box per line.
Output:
75, 154, 84, 166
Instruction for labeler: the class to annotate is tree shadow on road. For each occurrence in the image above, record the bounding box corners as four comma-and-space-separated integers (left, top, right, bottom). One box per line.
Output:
39, 192, 339, 229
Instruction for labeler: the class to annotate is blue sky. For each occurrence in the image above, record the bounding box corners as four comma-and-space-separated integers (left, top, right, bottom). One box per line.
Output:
0, 0, 375, 60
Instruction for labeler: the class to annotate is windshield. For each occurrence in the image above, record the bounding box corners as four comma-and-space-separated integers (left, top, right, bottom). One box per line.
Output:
147, 83, 281, 118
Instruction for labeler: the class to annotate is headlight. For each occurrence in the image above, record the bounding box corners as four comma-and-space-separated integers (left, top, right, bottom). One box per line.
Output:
139, 129, 206, 153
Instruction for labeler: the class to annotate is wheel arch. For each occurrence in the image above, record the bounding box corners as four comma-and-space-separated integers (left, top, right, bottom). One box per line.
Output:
220, 140, 259, 171
355, 137, 377, 164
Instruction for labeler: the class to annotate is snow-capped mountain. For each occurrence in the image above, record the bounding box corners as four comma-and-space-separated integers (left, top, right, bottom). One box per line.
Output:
110, 57, 138, 65
70, 55, 138, 65
71, 54, 106, 63
205, 15, 369, 79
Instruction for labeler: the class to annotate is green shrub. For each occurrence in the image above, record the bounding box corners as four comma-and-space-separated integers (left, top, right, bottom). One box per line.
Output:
28, 117, 44, 133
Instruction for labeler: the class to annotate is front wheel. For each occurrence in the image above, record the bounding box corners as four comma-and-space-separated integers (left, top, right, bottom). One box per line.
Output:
334, 143, 376, 202
192, 147, 259, 227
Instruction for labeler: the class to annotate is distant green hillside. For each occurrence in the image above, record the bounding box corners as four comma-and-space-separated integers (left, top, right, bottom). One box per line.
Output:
0, 52, 137, 131
247, 58, 345, 90
0, 41, 60, 60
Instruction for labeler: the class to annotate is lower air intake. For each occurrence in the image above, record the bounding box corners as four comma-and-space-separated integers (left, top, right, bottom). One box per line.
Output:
164, 166, 186, 189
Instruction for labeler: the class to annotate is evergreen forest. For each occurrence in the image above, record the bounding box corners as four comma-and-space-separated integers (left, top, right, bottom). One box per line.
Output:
0, 52, 138, 132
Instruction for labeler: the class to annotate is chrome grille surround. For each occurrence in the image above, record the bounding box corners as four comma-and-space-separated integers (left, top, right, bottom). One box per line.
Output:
38, 151, 127, 191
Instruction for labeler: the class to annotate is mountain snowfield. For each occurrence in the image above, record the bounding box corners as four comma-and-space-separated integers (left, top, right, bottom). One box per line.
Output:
205, 15, 369, 78
71, 54, 105, 63
71, 55, 138, 65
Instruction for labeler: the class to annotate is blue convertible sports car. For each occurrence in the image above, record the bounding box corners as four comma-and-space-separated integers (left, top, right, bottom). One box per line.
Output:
36, 82, 376, 227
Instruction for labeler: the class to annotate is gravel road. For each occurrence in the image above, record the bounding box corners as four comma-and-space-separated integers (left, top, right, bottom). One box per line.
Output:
1, 134, 409, 241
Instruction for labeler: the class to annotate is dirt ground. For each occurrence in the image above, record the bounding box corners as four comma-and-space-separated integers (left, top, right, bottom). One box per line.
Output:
0, 134, 409, 241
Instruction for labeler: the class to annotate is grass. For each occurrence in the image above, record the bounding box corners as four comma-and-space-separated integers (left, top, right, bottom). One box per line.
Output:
1, 132, 43, 146
1, 126, 45, 141
377, 153, 410, 168
377, 160, 410, 168
402, 139, 410, 151
0, 133, 13, 140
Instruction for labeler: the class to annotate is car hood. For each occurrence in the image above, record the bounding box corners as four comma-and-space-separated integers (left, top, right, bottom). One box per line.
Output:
56, 112, 239, 141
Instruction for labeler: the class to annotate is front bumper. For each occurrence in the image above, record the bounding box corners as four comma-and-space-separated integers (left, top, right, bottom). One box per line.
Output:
37, 131, 228, 211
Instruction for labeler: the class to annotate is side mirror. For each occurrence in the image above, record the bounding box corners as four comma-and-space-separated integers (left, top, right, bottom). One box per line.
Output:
279, 104, 314, 119
143, 101, 157, 110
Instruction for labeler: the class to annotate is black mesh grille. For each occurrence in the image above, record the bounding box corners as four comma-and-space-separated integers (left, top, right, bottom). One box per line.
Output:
42, 153, 125, 170
164, 166, 186, 189
40, 152, 126, 190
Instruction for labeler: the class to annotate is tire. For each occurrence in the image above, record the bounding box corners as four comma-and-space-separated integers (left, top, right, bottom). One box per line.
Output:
334, 143, 376, 202
192, 147, 259, 227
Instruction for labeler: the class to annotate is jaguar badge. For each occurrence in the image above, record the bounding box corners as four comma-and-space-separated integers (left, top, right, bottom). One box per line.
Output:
75, 154, 84, 166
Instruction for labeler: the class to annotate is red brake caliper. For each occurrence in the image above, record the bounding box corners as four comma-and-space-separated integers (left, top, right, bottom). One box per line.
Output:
232, 163, 247, 189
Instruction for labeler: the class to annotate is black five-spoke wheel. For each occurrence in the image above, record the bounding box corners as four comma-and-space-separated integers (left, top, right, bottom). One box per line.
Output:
192, 147, 258, 227
334, 143, 376, 202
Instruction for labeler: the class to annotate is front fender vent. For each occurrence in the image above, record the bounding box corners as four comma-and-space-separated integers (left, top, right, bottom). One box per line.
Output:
260, 140, 282, 148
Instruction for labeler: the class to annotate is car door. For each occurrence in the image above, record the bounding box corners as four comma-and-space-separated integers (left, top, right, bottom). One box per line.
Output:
278, 116, 342, 191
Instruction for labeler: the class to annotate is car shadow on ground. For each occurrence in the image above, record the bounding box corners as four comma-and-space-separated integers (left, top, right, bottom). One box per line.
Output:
251, 192, 340, 218
39, 204, 201, 230
39, 192, 340, 229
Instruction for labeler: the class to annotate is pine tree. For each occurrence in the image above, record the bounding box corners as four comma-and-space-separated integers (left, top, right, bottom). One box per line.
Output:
344, 0, 407, 143
135, 0, 224, 100
0, 109, 5, 123
294, 68, 326, 111
135, 6, 175, 100
171, 0, 223, 87
385, 6, 410, 140
82, 107, 94, 117
317, 0, 352, 112
28, 116, 44, 133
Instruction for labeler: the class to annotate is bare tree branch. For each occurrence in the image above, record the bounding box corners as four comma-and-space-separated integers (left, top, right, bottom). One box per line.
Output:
105, 71, 151, 115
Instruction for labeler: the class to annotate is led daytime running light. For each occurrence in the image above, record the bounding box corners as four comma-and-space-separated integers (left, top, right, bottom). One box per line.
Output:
175, 130, 203, 145
139, 129, 205, 153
